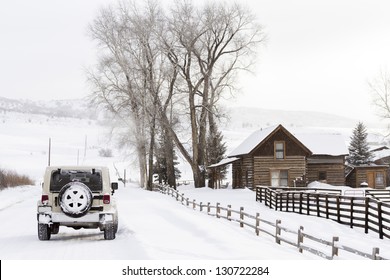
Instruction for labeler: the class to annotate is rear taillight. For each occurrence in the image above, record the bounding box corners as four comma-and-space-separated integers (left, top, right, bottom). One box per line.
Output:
41, 194, 49, 204
103, 194, 110, 204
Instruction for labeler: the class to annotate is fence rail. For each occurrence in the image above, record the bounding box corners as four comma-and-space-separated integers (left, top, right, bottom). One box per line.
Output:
256, 186, 390, 240
157, 184, 387, 260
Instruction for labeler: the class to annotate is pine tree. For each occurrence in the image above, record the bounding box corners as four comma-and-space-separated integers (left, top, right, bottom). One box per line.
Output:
348, 122, 372, 165
153, 133, 181, 186
207, 128, 228, 187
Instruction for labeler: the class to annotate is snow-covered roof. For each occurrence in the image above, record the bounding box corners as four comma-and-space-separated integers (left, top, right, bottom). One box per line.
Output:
296, 133, 348, 156
372, 148, 390, 161
229, 125, 348, 157
229, 125, 278, 157
208, 157, 239, 168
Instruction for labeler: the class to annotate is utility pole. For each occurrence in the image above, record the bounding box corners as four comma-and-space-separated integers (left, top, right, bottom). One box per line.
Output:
48, 138, 51, 166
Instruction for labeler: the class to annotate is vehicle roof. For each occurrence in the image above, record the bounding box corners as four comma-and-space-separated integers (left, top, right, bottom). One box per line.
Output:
45, 166, 109, 172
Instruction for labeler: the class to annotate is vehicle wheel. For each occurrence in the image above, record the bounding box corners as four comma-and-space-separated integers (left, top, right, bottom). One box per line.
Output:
114, 211, 118, 234
59, 182, 93, 218
50, 223, 60, 234
38, 223, 51, 240
104, 223, 116, 240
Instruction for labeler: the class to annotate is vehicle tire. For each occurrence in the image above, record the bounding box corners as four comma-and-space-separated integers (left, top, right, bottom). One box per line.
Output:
114, 211, 119, 234
38, 223, 51, 241
104, 223, 116, 240
58, 182, 93, 218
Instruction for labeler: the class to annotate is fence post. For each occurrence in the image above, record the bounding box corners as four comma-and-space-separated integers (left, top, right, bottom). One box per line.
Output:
193, 199, 196, 210
299, 193, 303, 214
207, 202, 211, 215
181, 193, 184, 203
258, 187, 262, 202
240, 207, 244, 228
372, 247, 380, 260
216, 203, 220, 218
306, 194, 310, 215
316, 193, 320, 217
297, 226, 304, 253
378, 201, 384, 239
265, 189, 269, 207
292, 193, 296, 213
200, 202, 203, 212
275, 219, 281, 244
256, 213, 260, 236
331, 237, 339, 258
186, 198, 189, 207
275, 192, 278, 211
364, 197, 369, 234
176, 191, 178, 201
350, 197, 354, 228
227, 205, 231, 221
286, 192, 289, 212
325, 195, 329, 219
336, 197, 341, 223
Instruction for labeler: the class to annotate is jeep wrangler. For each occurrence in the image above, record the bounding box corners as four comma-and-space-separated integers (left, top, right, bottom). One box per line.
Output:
37, 166, 119, 240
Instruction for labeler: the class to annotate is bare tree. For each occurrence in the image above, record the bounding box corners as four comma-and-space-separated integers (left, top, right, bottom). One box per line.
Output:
161, 1, 265, 187
369, 69, 390, 120
87, 1, 164, 189
87, 0, 265, 189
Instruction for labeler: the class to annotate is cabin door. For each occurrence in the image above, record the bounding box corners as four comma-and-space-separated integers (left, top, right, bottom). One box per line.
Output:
367, 172, 375, 188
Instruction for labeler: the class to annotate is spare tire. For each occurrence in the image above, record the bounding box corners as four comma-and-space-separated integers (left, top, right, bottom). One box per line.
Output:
58, 182, 93, 218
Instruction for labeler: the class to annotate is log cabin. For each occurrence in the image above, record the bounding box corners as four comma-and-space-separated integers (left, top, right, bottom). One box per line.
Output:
209, 124, 349, 189
345, 164, 388, 189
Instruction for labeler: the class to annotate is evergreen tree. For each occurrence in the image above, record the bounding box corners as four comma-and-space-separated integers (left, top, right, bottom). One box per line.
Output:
348, 122, 372, 165
153, 133, 181, 186
207, 128, 228, 187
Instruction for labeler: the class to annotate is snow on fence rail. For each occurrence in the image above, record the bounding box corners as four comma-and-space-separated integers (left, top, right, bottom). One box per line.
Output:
156, 184, 386, 260
255, 186, 390, 240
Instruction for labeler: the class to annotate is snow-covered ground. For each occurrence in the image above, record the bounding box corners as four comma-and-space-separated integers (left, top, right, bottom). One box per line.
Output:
2, 108, 390, 280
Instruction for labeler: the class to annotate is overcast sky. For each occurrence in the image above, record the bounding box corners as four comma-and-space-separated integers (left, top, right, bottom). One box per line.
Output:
1, 0, 390, 122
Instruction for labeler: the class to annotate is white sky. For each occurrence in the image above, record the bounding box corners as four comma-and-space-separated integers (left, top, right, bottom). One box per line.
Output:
1, 0, 390, 121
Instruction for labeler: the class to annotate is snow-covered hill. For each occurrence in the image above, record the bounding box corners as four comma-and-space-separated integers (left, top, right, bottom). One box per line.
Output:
0, 96, 98, 120
225, 106, 362, 130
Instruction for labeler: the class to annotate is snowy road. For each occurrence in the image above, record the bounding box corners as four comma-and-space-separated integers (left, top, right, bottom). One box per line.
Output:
0, 186, 148, 259
2, 183, 390, 260
0, 184, 310, 260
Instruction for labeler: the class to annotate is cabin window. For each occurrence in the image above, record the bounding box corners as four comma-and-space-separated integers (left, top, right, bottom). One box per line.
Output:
275, 141, 285, 159
271, 170, 288, 187
376, 172, 384, 187
319, 171, 327, 181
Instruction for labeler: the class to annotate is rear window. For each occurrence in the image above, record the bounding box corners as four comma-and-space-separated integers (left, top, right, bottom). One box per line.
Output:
49, 169, 103, 192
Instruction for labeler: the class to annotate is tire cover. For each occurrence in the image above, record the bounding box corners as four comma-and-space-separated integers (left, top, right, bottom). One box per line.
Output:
58, 182, 93, 218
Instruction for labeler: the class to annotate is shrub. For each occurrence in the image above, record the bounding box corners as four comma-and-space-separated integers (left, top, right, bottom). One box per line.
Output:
98, 148, 113, 158
0, 168, 35, 189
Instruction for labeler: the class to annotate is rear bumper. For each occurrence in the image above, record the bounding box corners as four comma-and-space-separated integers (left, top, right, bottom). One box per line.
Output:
37, 206, 115, 226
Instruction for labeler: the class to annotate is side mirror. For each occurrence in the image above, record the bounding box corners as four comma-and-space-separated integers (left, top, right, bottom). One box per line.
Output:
111, 182, 118, 195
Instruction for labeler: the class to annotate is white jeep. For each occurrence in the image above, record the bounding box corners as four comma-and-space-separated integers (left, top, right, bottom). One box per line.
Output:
37, 166, 118, 240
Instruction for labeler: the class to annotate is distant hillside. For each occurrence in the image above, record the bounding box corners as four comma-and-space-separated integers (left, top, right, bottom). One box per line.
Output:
224, 106, 380, 130
0, 96, 386, 133
0, 97, 97, 119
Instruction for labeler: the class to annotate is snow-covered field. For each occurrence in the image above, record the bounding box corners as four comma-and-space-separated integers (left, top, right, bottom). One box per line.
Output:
1, 107, 390, 279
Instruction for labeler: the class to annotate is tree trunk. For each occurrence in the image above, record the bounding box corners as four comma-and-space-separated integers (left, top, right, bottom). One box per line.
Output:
164, 126, 176, 189
147, 116, 156, 191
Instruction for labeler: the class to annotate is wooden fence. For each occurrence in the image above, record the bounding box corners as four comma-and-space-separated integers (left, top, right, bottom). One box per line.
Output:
255, 186, 390, 240
157, 184, 387, 260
